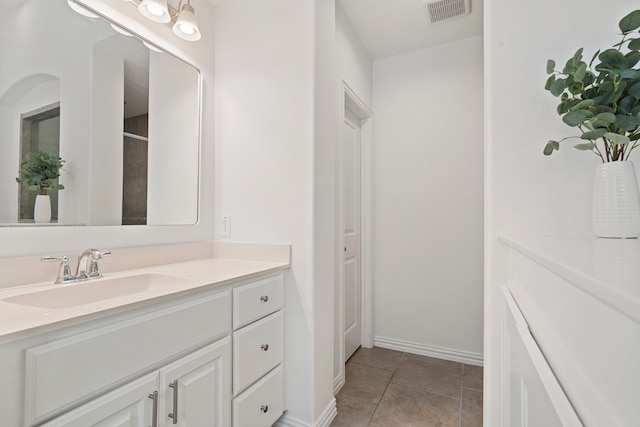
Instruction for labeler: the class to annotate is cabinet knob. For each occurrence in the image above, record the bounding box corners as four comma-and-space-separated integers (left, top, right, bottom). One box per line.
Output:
260, 405, 269, 413
260, 295, 269, 302
261, 344, 269, 351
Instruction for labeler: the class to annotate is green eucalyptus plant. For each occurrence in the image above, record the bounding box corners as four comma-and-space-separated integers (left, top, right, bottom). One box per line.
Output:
16, 151, 65, 195
544, 9, 640, 162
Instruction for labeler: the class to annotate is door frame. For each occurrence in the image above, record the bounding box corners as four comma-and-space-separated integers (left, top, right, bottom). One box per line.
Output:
335, 80, 374, 394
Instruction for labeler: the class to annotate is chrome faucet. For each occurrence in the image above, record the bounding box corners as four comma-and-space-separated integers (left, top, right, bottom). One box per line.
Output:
41, 255, 73, 284
41, 249, 112, 284
76, 248, 112, 280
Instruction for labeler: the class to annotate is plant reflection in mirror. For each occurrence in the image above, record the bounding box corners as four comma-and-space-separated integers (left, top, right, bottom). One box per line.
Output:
16, 151, 65, 195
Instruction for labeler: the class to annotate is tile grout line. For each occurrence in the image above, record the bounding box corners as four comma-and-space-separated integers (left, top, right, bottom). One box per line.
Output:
339, 348, 480, 427
367, 353, 402, 425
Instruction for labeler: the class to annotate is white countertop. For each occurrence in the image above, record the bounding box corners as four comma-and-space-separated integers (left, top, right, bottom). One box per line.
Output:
0, 243, 290, 340
498, 233, 640, 324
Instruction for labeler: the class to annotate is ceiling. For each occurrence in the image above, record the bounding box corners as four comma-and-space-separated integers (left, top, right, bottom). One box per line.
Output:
337, 0, 483, 59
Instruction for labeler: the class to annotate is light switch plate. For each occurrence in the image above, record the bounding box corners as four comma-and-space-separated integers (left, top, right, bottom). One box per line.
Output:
221, 215, 231, 237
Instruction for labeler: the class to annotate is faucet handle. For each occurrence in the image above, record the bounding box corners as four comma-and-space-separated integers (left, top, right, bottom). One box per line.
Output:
96, 250, 113, 259
41, 255, 72, 284
84, 249, 113, 279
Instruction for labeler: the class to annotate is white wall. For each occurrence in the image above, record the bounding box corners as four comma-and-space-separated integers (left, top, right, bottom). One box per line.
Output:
213, 0, 337, 424
313, 1, 340, 421
484, 0, 639, 423
0, 0, 215, 257
334, 3, 373, 388
373, 36, 484, 362
336, 6, 372, 107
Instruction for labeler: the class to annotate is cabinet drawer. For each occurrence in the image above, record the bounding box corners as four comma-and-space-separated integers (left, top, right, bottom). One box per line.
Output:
233, 311, 284, 394
233, 275, 283, 329
233, 365, 284, 427
25, 291, 231, 425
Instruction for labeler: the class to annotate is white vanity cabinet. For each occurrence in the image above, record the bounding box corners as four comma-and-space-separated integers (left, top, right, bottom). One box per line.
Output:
231, 275, 285, 427
0, 270, 287, 427
497, 234, 640, 427
500, 287, 581, 426
39, 373, 158, 427
20, 290, 230, 427
40, 339, 230, 427
158, 340, 230, 427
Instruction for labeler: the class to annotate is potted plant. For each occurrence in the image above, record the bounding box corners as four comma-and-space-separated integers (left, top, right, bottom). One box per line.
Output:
544, 9, 640, 238
15, 150, 65, 223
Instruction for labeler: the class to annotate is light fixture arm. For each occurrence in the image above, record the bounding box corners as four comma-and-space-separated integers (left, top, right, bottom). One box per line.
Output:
171, 0, 191, 20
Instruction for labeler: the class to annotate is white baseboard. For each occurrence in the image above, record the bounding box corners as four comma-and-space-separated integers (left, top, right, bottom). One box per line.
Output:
333, 373, 345, 395
275, 398, 337, 427
315, 399, 338, 427
375, 336, 484, 366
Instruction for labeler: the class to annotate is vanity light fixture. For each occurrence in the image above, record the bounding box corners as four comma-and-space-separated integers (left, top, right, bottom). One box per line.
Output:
136, 0, 201, 42
69, 0, 201, 42
137, 0, 170, 23
172, 2, 201, 41
67, 0, 98, 18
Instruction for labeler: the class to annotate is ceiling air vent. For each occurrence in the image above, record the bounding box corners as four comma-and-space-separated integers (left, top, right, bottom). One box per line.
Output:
423, 0, 471, 24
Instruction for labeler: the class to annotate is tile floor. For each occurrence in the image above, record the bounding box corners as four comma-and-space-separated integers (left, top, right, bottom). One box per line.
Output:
330, 347, 483, 427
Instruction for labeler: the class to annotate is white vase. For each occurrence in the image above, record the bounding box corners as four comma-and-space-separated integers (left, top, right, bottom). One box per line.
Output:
34, 194, 51, 223
592, 161, 640, 238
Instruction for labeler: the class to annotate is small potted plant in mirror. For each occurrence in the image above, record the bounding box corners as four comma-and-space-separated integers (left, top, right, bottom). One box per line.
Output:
15, 150, 65, 223
544, 9, 640, 238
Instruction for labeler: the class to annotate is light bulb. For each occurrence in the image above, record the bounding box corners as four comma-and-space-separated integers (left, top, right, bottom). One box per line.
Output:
145, 4, 164, 16
178, 24, 195, 35
172, 3, 201, 41
137, 0, 170, 23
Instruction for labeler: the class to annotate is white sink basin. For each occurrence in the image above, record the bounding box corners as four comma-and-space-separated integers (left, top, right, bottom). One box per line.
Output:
3, 273, 187, 309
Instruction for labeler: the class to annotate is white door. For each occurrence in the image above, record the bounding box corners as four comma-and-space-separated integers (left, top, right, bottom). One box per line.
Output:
343, 107, 362, 361
159, 338, 231, 427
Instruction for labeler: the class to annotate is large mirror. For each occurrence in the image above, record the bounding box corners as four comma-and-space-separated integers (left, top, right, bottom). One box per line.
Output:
0, 0, 200, 226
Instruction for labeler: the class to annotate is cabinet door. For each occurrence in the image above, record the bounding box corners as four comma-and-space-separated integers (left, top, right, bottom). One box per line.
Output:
159, 337, 231, 427
501, 287, 582, 427
39, 373, 157, 427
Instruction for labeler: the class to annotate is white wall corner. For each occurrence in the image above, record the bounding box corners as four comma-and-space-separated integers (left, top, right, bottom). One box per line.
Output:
333, 372, 345, 396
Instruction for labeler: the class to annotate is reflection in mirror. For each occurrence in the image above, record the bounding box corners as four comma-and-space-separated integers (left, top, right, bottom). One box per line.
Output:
0, 0, 200, 226
19, 102, 62, 222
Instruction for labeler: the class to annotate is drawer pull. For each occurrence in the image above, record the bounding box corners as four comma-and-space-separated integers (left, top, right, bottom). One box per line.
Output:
168, 380, 179, 424
260, 295, 269, 302
261, 405, 269, 413
148, 391, 158, 427
261, 344, 269, 351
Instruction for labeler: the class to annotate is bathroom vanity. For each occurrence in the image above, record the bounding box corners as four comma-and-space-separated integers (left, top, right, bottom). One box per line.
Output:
497, 234, 640, 426
0, 242, 289, 427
